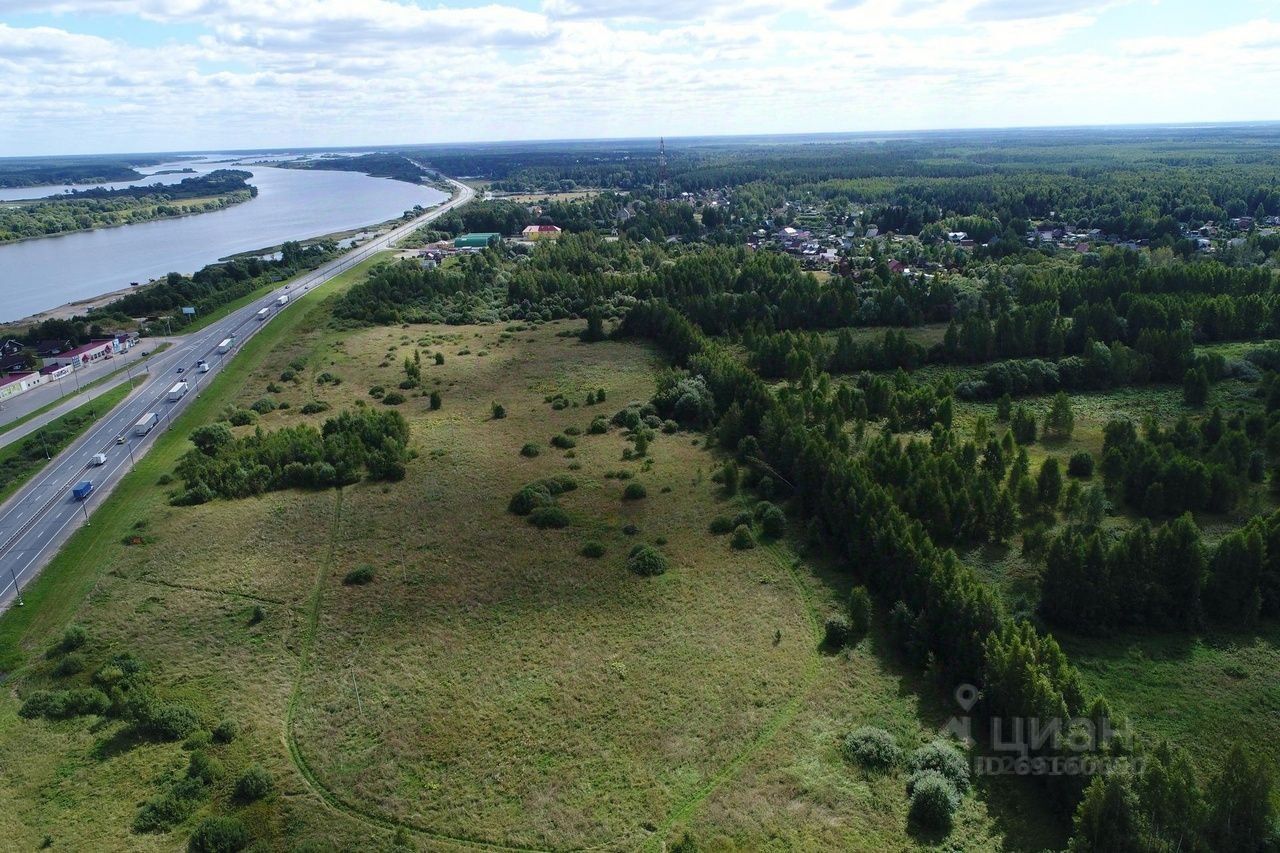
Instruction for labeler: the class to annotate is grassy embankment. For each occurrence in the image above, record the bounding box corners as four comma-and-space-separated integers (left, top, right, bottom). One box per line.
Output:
0, 287, 1060, 849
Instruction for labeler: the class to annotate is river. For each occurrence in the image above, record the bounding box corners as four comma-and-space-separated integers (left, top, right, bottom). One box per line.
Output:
0, 155, 447, 321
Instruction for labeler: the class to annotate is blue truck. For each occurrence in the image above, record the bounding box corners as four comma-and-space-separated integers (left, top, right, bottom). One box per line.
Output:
72, 481, 94, 501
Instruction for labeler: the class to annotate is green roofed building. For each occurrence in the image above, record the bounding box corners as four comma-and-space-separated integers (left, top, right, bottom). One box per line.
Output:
454, 232, 501, 249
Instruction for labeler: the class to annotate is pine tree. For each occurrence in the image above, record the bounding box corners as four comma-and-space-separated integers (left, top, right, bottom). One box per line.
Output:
1044, 391, 1075, 440
1183, 366, 1209, 407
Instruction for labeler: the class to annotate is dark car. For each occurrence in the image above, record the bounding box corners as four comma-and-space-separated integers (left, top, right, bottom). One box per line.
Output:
176, 367, 185, 374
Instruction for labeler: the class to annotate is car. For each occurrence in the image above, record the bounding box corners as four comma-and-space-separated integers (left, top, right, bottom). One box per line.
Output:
176, 366, 185, 374
116, 435, 125, 445
141, 351, 150, 356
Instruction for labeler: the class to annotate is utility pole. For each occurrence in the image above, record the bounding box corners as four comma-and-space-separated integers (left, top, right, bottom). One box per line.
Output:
9, 568, 22, 606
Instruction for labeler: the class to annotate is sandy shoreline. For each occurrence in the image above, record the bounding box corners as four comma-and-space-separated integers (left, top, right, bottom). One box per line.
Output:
0, 283, 141, 331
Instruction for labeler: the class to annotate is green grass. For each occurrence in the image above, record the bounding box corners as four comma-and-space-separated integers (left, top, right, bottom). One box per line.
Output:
0, 377, 143, 505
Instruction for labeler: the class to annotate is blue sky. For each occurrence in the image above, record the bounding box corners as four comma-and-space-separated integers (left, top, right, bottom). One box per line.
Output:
1, 0, 1278, 156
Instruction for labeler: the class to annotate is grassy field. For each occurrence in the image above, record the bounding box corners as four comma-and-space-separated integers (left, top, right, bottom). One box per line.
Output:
0, 274, 1058, 849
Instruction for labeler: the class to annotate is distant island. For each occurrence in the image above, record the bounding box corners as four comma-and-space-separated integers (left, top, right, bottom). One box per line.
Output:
0, 170, 257, 244
271, 152, 429, 185
0, 154, 164, 188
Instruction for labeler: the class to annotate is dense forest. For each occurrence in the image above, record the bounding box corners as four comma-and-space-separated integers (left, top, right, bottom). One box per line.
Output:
0, 170, 256, 243
0, 154, 162, 188
271, 153, 428, 184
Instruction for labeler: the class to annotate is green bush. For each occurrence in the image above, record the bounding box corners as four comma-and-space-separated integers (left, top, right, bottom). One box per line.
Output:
19, 687, 110, 720
234, 764, 273, 802
143, 701, 201, 741
907, 740, 971, 791
227, 409, 257, 427
188, 815, 250, 853
429, 391, 442, 410
187, 751, 223, 784
622, 482, 647, 500
279, 369, 296, 382
758, 503, 786, 539
622, 523, 640, 536
551, 434, 577, 449
731, 524, 756, 550
627, 545, 669, 576
434, 352, 445, 365
300, 401, 330, 415
492, 403, 506, 419
709, 516, 734, 535
823, 616, 850, 648
581, 541, 606, 558
509, 484, 553, 515
907, 771, 961, 831
212, 718, 239, 744
250, 398, 277, 415
60, 624, 88, 652
848, 585, 873, 638
54, 651, 86, 676
520, 443, 540, 458
842, 726, 902, 771
133, 783, 203, 834
588, 416, 609, 434
382, 391, 406, 406
528, 506, 570, 529
1068, 451, 1095, 478
343, 565, 375, 585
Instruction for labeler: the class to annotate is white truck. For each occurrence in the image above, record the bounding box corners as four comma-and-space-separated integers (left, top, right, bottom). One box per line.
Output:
89, 453, 107, 467
255, 307, 270, 321
275, 294, 289, 307
198, 359, 210, 373
217, 338, 233, 354
167, 381, 189, 402
134, 412, 159, 436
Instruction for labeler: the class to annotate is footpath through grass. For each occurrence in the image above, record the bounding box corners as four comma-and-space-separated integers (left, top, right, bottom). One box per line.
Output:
0, 377, 143, 505
0, 253, 387, 673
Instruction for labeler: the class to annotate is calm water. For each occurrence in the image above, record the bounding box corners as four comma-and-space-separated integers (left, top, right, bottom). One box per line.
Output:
0, 157, 445, 321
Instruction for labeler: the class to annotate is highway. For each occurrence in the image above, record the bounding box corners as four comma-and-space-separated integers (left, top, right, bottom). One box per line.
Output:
0, 178, 473, 612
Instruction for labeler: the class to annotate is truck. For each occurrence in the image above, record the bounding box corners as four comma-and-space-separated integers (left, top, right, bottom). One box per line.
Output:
275, 294, 289, 307
255, 307, 270, 321
89, 453, 107, 467
217, 338, 233, 354
72, 481, 94, 501
198, 359, 210, 373
167, 381, 189, 402
134, 412, 159, 436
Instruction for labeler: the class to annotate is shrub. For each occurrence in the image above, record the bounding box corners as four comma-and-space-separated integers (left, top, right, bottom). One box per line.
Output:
212, 719, 239, 744
134, 786, 201, 834
144, 702, 201, 741
491, 403, 506, 419
19, 687, 110, 720
279, 369, 296, 382
250, 398, 277, 414
581, 541, 606, 558
188, 815, 251, 853
588, 416, 608, 434
300, 401, 329, 415
627, 545, 669, 576
343, 565, 375, 585
563, 425, 581, 436
60, 624, 88, 652
622, 523, 640, 536
596, 388, 607, 401
907, 740, 971, 792
227, 409, 257, 427
187, 751, 223, 784
520, 443, 540, 458
551, 434, 577, 449
622, 482, 647, 500
823, 616, 850, 648
1068, 451, 1095, 478
730, 524, 756, 550
758, 503, 786, 539
528, 506, 570, 529
709, 516, 734, 535
54, 652, 86, 676
368, 385, 386, 399
429, 391, 442, 410
842, 726, 902, 771
434, 352, 445, 365
382, 392, 406, 406
186, 729, 213, 750
848, 585, 873, 638
907, 771, 961, 831
509, 484, 553, 515
249, 604, 266, 625
234, 764, 273, 802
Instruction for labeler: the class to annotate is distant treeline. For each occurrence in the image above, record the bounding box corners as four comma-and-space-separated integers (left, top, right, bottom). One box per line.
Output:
0, 171, 256, 243
0, 155, 160, 188
273, 153, 426, 184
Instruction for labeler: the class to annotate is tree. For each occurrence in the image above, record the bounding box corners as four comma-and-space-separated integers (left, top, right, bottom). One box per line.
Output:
1044, 391, 1075, 440
1011, 405, 1037, 444
848, 585, 872, 638
1205, 742, 1275, 852
996, 393, 1012, 421
1038, 457, 1063, 508
1070, 770, 1142, 853
1183, 366, 1209, 407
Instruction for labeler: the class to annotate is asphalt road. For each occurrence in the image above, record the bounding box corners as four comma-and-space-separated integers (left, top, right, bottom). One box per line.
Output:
0, 178, 473, 612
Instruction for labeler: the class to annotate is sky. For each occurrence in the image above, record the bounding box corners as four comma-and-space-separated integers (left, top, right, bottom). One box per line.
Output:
1, 0, 1278, 156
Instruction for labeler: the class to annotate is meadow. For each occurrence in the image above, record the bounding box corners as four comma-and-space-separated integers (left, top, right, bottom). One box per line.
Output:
0, 263, 1054, 851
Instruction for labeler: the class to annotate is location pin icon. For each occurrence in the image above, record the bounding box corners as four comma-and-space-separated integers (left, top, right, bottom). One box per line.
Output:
955, 683, 979, 712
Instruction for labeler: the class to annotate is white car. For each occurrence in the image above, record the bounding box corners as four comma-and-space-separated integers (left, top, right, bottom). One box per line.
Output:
90, 453, 107, 466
